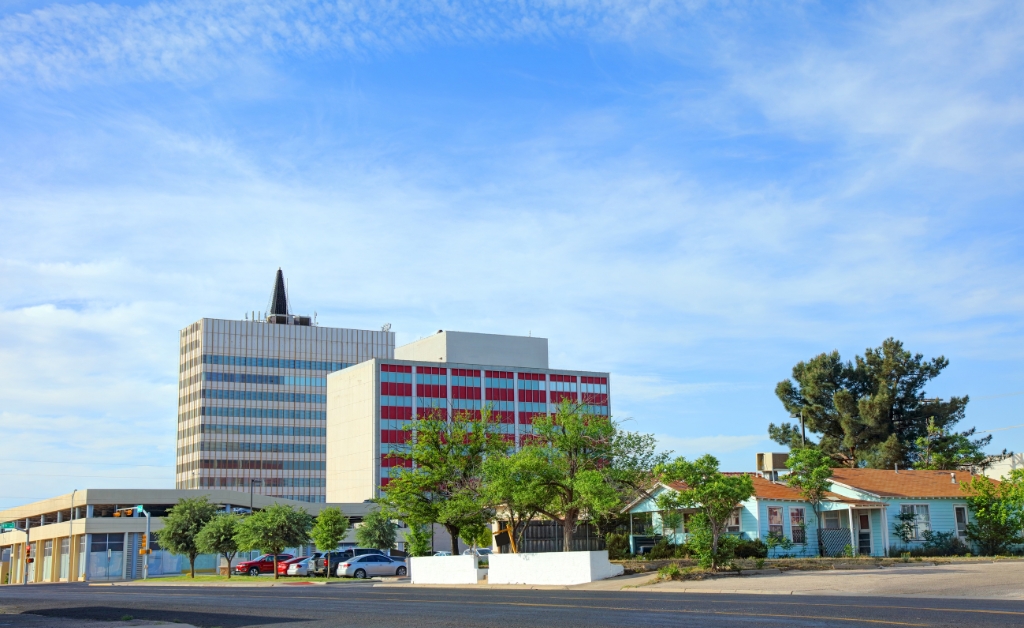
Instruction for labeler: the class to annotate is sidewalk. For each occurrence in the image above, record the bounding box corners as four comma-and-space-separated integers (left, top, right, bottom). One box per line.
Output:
637, 561, 1024, 600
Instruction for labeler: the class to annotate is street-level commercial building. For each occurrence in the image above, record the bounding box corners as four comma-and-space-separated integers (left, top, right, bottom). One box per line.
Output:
176, 269, 394, 503
326, 331, 611, 503
0, 489, 375, 584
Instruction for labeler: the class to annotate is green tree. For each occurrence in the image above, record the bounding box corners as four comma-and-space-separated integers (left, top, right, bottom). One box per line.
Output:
514, 401, 647, 552
891, 509, 917, 553
962, 471, 1024, 555
654, 491, 685, 543
195, 513, 241, 579
784, 448, 834, 557
235, 504, 313, 579
404, 523, 433, 557
771, 339, 972, 468
356, 505, 397, 551
915, 418, 993, 470
155, 497, 219, 578
310, 507, 350, 579
658, 454, 754, 570
482, 449, 548, 553
383, 408, 502, 554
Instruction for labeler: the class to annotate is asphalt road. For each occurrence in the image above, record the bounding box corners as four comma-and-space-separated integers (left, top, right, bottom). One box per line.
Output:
3, 582, 1024, 627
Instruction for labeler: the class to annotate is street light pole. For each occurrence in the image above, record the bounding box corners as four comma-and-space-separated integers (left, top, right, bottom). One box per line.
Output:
67, 489, 77, 582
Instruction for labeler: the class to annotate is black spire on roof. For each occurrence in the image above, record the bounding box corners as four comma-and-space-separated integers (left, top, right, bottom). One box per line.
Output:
268, 268, 289, 317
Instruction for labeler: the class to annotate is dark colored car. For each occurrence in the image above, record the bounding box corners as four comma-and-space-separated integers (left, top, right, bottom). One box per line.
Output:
234, 554, 294, 576
311, 548, 384, 576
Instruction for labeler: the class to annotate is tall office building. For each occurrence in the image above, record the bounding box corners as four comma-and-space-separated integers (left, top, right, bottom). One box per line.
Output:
175, 269, 395, 502
326, 331, 610, 503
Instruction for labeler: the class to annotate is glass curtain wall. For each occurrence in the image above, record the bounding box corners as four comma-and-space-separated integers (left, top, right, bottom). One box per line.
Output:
88, 533, 124, 580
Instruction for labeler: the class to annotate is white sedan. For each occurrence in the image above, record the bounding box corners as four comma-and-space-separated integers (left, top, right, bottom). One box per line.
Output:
286, 557, 313, 577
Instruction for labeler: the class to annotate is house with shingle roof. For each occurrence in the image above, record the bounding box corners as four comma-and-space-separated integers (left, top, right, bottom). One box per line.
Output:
623, 465, 990, 558
624, 475, 887, 557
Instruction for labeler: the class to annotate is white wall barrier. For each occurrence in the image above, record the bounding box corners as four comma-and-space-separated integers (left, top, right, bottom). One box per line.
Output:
409, 555, 483, 584
488, 550, 624, 585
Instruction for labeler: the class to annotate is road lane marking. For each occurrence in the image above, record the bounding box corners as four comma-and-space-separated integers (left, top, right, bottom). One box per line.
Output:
83, 590, 927, 625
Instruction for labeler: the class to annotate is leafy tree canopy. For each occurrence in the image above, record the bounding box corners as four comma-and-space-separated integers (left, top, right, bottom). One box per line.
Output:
962, 470, 1024, 556
770, 338, 975, 468
658, 454, 754, 570
356, 505, 397, 551
383, 408, 502, 554
915, 418, 994, 470
235, 504, 312, 579
195, 513, 242, 578
155, 496, 219, 578
310, 506, 350, 578
784, 448, 834, 556
510, 401, 667, 552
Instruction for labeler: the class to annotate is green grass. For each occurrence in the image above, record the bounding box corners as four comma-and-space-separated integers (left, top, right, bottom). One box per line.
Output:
144, 573, 361, 584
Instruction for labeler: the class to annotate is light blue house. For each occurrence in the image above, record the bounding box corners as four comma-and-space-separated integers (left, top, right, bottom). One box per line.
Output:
624, 468, 990, 557
624, 476, 888, 557
827, 468, 981, 555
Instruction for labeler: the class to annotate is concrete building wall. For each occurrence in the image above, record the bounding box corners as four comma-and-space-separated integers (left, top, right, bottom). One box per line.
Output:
395, 331, 548, 369
326, 361, 379, 504
176, 318, 394, 503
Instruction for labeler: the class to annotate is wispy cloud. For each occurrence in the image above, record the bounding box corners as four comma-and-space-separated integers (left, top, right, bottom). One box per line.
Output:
0, 0, 699, 86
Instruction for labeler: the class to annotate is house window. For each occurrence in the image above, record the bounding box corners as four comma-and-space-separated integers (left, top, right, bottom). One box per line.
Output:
901, 504, 931, 540
767, 507, 784, 537
790, 508, 806, 544
823, 511, 841, 530
954, 506, 968, 539
726, 509, 741, 533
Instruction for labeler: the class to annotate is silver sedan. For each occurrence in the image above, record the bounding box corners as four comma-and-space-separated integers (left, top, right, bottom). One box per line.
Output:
336, 554, 408, 578
286, 557, 313, 577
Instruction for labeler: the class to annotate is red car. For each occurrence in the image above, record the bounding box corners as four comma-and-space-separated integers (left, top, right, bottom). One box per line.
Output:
277, 556, 309, 576
234, 554, 293, 576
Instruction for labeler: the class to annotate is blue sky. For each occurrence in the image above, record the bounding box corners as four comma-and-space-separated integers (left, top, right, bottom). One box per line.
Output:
2, 1, 1023, 509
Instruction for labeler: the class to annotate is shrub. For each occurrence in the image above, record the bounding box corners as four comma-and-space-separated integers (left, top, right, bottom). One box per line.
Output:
734, 538, 768, 559
605, 533, 630, 560
688, 513, 739, 569
648, 539, 675, 560
658, 563, 683, 580
921, 530, 969, 557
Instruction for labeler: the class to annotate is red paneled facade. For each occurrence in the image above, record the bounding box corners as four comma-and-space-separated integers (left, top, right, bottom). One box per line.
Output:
372, 360, 610, 494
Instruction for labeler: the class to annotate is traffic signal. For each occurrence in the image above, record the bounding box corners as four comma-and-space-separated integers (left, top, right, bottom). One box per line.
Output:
25, 546, 33, 563
141, 534, 147, 547
113, 508, 135, 517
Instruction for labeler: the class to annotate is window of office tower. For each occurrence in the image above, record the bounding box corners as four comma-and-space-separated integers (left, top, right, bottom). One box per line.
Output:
485, 370, 515, 440
451, 369, 482, 419
415, 366, 447, 419
380, 364, 412, 488
517, 372, 547, 426
549, 374, 578, 404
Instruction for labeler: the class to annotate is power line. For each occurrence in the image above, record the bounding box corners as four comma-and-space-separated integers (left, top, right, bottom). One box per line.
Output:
0, 473, 171, 479
976, 423, 1024, 435
0, 459, 173, 468
974, 391, 1024, 401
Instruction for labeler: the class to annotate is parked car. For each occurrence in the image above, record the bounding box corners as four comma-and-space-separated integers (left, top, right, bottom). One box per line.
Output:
234, 554, 294, 576
312, 548, 385, 576
278, 555, 311, 576
432, 551, 451, 557
286, 556, 316, 577
337, 554, 408, 579
462, 548, 493, 558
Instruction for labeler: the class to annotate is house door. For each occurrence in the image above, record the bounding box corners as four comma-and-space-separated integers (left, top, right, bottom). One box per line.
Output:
954, 506, 968, 541
858, 514, 872, 555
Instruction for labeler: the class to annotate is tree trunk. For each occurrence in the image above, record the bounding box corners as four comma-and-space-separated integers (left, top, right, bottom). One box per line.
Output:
225, 554, 231, 579
710, 530, 720, 570
562, 516, 575, 552
273, 554, 278, 579
189, 555, 196, 579
447, 526, 460, 556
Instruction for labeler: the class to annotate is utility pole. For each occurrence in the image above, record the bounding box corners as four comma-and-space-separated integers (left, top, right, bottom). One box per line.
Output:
67, 489, 77, 582
137, 505, 151, 580
22, 524, 31, 585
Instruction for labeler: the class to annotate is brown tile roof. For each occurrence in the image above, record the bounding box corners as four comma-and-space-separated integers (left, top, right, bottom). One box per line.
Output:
829, 468, 992, 498
668, 476, 881, 504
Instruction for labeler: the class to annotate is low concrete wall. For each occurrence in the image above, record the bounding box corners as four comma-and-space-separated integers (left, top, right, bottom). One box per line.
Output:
488, 550, 624, 585
409, 555, 480, 584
